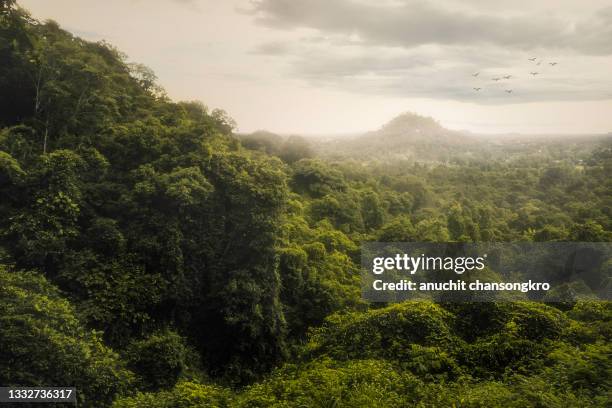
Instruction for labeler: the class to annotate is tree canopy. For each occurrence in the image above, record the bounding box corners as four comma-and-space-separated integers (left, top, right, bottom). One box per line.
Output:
0, 2, 610, 407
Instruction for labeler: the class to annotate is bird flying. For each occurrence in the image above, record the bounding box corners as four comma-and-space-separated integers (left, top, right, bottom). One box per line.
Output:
528, 57, 537, 61
530, 72, 539, 76
549, 62, 558, 66
473, 87, 482, 91
492, 77, 501, 81
503, 75, 512, 79
505, 89, 513, 93
472, 72, 480, 77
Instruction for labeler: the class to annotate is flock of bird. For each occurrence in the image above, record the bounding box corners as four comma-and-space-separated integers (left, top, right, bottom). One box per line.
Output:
471, 58, 558, 94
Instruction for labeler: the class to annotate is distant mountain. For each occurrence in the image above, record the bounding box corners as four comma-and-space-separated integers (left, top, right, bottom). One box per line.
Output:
318, 112, 474, 161
363, 112, 470, 144
241, 113, 611, 164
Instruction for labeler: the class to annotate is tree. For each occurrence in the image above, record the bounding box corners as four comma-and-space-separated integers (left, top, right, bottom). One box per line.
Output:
7, 150, 83, 269
361, 190, 385, 231
124, 330, 190, 390
571, 221, 611, 241
376, 216, 415, 242
279, 135, 314, 164
291, 159, 346, 197
0, 266, 133, 407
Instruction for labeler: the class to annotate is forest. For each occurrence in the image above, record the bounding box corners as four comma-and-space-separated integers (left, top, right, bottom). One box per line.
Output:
0, 1, 610, 406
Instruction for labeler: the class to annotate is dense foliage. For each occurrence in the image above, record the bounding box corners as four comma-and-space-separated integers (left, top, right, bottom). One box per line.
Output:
1, 1, 610, 406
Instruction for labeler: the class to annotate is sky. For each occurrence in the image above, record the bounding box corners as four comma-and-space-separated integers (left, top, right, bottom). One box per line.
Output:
19, 0, 612, 135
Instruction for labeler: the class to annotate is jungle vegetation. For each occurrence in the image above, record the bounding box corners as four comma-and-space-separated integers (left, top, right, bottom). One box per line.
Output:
1, 1, 610, 406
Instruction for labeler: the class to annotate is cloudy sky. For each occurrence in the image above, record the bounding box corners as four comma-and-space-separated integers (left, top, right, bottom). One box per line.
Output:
20, 0, 612, 134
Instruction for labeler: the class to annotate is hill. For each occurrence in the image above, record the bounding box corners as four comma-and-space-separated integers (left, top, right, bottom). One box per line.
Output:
318, 112, 475, 161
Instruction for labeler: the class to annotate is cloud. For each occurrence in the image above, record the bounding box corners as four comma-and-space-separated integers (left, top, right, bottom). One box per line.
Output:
283, 45, 612, 103
244, 1, 612, 104
250, 0, 612, 55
